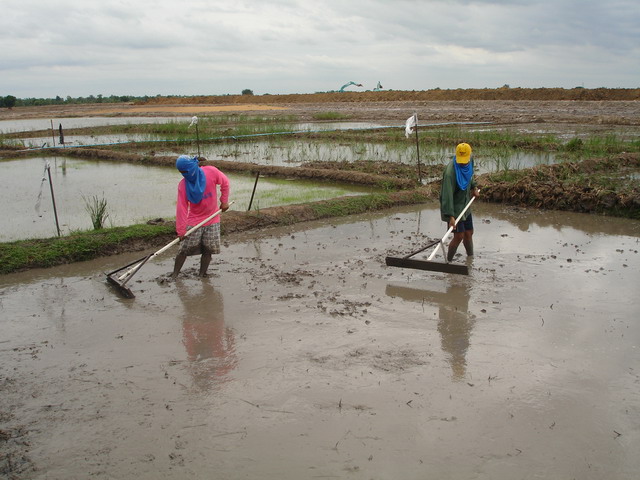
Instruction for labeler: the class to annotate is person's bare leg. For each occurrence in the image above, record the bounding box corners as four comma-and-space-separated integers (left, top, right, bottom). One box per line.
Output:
447, 232, 464, 262
199, 253, 212, 277
463, 230, 474, 256
172, 253, 187, 278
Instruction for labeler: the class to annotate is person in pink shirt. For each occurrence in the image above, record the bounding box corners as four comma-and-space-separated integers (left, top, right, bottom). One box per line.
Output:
173, 155, 230, 278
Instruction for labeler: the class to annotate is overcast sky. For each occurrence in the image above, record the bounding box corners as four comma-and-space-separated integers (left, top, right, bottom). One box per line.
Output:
1, 0, 638, 98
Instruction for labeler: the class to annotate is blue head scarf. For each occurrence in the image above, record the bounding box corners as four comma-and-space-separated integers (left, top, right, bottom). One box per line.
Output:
176, 155, 206, 203
453, 156, 474, 191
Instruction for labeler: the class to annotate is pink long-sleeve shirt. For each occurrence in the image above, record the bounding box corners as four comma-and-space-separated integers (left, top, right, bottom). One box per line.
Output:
176, 165, 230, 237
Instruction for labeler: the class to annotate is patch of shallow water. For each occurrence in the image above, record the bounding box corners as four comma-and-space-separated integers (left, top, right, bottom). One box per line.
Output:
11, 133, 165, 149
1, 203, 638, 479
0, 116, 193, 134
3, 120, 384, 142
0, 156, 377, 241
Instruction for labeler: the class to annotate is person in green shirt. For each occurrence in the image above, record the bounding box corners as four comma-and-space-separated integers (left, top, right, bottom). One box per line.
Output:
440, 143, 480, 262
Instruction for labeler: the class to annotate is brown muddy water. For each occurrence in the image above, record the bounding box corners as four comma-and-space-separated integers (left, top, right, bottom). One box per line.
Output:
1, 202, 639, 479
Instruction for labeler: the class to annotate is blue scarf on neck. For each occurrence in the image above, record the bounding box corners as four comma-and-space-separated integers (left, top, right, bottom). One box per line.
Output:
176, 155, 206, 204
453, 157, 473, 191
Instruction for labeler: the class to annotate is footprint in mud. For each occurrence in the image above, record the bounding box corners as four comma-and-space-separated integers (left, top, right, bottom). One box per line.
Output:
156, 273, 174, 285
169, 452, 184, 466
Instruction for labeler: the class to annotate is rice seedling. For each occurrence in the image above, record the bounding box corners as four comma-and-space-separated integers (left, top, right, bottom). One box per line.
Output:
83, 194, 110, 230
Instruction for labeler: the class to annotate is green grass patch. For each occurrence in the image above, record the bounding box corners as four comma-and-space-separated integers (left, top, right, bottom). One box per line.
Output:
312, 112, 350, 121
0, 223, 174, 274
561, 134, 640, 159
0, 190, 436, 274
310, 193, 411, 218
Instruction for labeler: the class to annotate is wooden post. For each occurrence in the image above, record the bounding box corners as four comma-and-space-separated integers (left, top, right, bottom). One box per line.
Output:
248, 172, 260, 211
46, 163, 61, 236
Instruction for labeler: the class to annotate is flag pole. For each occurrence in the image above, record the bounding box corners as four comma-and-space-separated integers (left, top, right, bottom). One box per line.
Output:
413, 114, 422, 184
190, 116, 201, 157
195, 122, 201, 157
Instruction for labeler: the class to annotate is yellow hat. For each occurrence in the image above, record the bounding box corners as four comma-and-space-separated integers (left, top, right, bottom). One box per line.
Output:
455, 143, 472, 164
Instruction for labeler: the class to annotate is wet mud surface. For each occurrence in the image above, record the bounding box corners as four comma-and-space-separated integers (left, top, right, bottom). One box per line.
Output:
1, 202, 639, 479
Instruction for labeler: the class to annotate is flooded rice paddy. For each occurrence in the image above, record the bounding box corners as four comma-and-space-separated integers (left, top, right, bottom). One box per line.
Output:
2, 118, 383, 148
8, 136, 558, 173
0, 156, 377, 242
3, 117, 558, 174
159, 139, 557, 173
1, 202, 638, 479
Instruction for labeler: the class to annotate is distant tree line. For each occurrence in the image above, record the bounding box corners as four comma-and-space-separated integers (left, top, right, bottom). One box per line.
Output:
0, 94, 156, 108
1, 95, 17, 108
1, 90, 261, 108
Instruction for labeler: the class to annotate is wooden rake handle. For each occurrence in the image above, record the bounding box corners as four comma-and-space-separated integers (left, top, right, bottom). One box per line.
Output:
118, 201, 234, 282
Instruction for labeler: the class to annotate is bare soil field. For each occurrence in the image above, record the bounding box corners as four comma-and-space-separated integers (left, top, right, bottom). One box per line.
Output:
3, 88, 639, 126
1, 90, 640, 479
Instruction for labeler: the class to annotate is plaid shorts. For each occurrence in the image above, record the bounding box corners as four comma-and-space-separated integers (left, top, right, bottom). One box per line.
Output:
178, 223, 221, 256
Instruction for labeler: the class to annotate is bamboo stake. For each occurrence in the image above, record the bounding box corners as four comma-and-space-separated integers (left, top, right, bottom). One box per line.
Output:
195, 122, 201, 157
46, 163, 61, 237
248, 172, 260, 211
414, 117, 422, 184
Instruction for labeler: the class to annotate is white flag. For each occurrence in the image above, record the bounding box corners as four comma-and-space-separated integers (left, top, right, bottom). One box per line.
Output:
189, 116, 198, 127
405, 114, 417, 138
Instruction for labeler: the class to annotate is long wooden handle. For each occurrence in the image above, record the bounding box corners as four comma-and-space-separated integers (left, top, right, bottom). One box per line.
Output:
119, 201, 234, 281
155, 200, 235, 258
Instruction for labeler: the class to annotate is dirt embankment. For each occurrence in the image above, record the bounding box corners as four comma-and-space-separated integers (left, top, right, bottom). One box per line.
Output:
28, 148, 417, 190
45, 147, 640, 219
479, 153, 640, 217
4, 144, 638, 223
2, 88, 639, 126
139, 88, 640, 104
133, 88, 640, 125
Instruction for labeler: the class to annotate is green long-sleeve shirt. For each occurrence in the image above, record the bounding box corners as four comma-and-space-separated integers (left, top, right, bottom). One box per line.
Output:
440, 160, 476, 222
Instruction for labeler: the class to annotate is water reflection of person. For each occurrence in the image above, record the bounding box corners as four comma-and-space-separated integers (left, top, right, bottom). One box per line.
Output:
176, 280, 237, 391
436, 280, 475, 380
386, 278, 475, 381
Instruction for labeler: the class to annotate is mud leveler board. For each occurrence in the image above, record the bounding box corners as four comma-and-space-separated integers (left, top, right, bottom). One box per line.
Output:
385, 239, 469, 275
385, 195, 477, 276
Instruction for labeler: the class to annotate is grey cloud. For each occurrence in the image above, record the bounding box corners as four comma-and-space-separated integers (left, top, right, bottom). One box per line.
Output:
0, 0, 638, 97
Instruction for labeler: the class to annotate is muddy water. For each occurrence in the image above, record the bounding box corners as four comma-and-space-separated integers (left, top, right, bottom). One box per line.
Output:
1, 203, 639, 479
